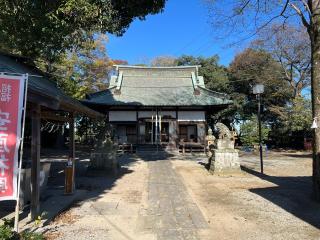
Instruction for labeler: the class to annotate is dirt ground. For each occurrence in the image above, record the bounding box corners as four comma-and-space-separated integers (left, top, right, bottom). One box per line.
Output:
173, 150, 320, 240
44, 154, 151, 240
43, 150, 320, 240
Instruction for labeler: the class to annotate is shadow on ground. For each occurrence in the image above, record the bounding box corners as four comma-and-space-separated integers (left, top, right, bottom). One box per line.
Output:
283, 153, 313, 159
0, 150, 139, 225
241, 166, 320, 229
41, 150, 197, 225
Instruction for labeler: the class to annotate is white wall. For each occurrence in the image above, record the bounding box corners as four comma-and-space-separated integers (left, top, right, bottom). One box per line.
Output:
138, 111, 154, 118
109, 111, 137, 122
160, 111, 176, 118
138, 111, 176, 119
109, 110, 205, 122
178, 111, 205, 121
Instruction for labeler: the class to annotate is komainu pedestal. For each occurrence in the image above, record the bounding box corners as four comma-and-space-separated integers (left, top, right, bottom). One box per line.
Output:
208, 123, 240, 174
209, 148, 240, 174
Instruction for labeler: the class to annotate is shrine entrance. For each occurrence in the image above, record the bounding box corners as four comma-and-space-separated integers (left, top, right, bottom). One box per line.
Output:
145, 121, 169, 144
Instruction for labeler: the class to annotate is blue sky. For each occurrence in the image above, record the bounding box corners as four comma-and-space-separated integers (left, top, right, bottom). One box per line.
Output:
106, 0, 239, 66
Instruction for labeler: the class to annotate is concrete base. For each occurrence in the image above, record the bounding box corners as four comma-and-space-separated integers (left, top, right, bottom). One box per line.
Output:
209, 149, 240, 174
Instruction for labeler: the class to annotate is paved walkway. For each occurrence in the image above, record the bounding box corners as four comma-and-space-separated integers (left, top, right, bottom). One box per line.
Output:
137, 154, 208, 239
44, 153, 208, 240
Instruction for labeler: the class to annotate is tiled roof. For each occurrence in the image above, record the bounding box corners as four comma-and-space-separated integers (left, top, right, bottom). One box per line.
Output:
83, 65, 232, 107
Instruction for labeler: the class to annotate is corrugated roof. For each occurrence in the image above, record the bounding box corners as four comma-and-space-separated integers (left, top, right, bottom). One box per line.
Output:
0, 53, 103, 118
83, 65, 232, 107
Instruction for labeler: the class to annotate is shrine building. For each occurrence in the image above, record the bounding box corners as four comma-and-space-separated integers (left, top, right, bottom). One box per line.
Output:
83, 65, 231, 150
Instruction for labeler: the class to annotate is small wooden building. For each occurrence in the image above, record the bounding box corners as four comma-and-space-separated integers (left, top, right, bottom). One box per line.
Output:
83, 65, 231, 150
0, 52, 103, 219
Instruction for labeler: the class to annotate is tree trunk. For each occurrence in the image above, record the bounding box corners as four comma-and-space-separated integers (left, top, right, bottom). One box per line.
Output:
311, 0, 320, 201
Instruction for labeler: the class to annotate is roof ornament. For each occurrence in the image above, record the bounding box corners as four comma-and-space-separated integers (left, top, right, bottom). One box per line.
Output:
191, 72, 200, 95
114, 71, 123, 95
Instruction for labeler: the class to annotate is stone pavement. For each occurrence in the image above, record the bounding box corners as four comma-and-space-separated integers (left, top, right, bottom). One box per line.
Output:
137, 153, 208, 240
44, 153, 209, 240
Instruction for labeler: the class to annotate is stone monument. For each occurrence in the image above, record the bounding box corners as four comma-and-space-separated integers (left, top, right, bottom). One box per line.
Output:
207, 123, 240, 174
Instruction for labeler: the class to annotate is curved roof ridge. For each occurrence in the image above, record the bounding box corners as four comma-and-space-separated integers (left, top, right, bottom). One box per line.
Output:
115, 65, 201, 69
198, 86, 229, 99
86, 86, 116, 99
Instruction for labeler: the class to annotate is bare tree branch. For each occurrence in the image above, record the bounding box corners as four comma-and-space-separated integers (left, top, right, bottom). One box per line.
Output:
289, 2, 310, 28
280, 0, 290, 15
301, 0, 312, 16
239, 0, 252, 14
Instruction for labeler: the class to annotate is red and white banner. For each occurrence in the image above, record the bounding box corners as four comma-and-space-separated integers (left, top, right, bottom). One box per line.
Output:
0, 75, 26, 200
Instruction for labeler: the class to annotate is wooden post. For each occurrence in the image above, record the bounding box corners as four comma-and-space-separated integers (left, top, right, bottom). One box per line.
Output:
136, 111, 139, 145
30, 104, 41, 220
69, 113, 75, 192
69, 113, 75, 159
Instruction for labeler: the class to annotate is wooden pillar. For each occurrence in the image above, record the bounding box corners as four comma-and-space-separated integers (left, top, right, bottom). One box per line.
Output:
30, 104, 41, 220
69, 113, 75, 192
136, 111, 139, 145
69, 113, 75, 159
176, 109, 179, 147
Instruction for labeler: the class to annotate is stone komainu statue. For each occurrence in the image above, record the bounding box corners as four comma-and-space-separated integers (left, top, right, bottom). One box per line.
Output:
215, 123, 232, 140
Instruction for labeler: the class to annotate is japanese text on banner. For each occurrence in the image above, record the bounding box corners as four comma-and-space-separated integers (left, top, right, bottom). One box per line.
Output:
0, 76, 25, 200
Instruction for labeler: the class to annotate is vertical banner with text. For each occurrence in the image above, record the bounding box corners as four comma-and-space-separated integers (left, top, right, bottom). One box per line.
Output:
0, 75, 26, 200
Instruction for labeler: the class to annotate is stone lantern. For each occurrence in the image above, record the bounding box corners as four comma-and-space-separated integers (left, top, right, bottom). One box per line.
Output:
205, 128, 216, 147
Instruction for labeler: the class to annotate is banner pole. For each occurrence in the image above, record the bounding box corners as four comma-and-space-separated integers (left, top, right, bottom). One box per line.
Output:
14, 74, 28, 233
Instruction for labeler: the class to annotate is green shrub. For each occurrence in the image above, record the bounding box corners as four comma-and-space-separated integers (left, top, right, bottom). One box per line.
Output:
0, 218, 43, 240
20, 231, 43, 240
0, 219, 16, 240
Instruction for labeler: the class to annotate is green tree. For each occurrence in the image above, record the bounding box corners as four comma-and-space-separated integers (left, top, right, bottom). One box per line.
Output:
174, 55, 232, 125
269, 97, 312, 147
206, 0, 320, 202
282, 97, 312, 132
240, 115, 270, 147
52, 35, 128, 99
151, 55, 177, 67
228, 48, 291, 123
229, 48, 312, 148
0, 0, 166, 64
176, 55, 230, 93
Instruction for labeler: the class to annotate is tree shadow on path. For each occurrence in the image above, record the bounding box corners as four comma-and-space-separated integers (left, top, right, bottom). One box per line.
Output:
241, 166, 320, 229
